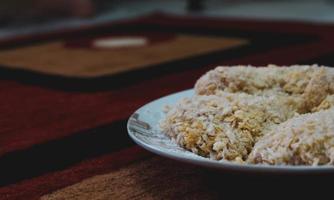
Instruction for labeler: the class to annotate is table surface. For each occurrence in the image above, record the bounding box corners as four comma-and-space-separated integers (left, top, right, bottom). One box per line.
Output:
1, 13, 334, 199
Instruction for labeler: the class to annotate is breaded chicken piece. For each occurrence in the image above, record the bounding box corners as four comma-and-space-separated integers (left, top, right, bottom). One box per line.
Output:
195, 65, 334, 112
161, 92, 300, 163
248, 108, 334, 166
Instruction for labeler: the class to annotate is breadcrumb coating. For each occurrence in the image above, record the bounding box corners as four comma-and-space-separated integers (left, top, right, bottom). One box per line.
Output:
161, 92, 300, 162
161, 65, 334, 165
248, 108, 334, 166
195, 64, 334, 112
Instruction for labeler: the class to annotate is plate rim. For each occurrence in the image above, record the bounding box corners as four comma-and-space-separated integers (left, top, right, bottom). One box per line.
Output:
127, 89, 334, 173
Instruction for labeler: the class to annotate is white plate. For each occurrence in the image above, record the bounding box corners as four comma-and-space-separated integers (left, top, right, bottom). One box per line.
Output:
127, 89, 334, 173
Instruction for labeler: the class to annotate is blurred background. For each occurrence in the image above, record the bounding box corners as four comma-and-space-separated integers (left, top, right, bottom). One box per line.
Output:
2, 0, 334, 38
